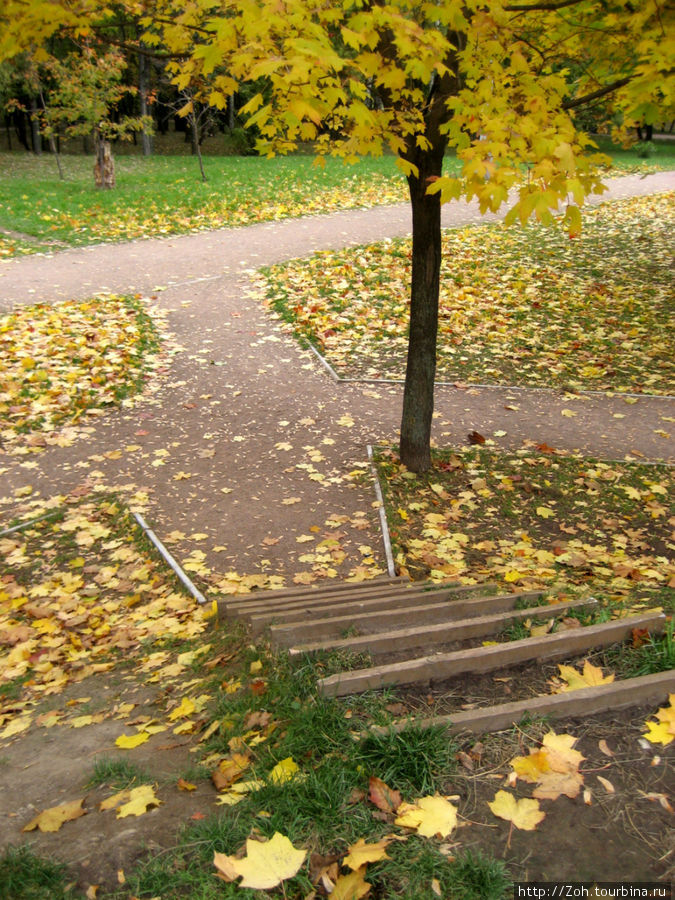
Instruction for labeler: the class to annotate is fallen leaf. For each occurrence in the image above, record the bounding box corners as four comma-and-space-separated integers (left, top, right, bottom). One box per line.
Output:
596, 776, 615, 794
342, 837, 390, 870
23, 798, 86, 833
331, 866, 371, 899
395, 795, 458, 838
115, 732, 150, 749
488, 791, 545, 831
117, 785, 162, 818
227, 832, 307, 890
368, 776, 402, 814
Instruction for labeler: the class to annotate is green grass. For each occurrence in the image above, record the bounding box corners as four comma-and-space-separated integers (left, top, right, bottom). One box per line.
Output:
0, 152, 409, 253
356, 725, 458, 796
368, 842, 512, 900
592, 134, 675, 171
0, 845, 74, 900
86, 757, 151, 790
1, 136, 671, 259
603, 620, 675, 678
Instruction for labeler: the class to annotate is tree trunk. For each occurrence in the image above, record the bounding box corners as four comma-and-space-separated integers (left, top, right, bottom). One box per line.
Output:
94, 133, 115, 188
399, 141, 445, 473
191, 113, 207, 182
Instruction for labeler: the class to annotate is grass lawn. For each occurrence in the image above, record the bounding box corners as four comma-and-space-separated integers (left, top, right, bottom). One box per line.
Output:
0, 153, 410, 256
0, 136, 672, 258
262, 191, 674, 395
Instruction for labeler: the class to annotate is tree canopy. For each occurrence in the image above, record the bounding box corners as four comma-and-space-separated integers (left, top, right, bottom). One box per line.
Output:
1, 0, 672, 468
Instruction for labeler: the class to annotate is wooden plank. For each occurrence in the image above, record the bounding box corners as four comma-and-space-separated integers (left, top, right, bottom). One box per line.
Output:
288, 596, 598, 658
366, 671, 675, 736
251, 584, 507, 632
218, 577, 404, 616
319, 612, 666, 697
229, 580, 496, 618
267, 591, 544, 644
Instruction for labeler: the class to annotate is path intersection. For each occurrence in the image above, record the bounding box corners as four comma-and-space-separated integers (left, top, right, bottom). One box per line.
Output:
0, 170, 673, 589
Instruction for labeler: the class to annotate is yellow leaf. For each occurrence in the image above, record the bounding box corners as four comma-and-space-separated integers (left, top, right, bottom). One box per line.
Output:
642, 720, 674, 746
23, 798, 86, 833
117, 785, 161, 818
169, 696, 196, 720
229, 832, 307, 890
488, 791, 545, 831
556, 661, 614, 692
343, 837, 390, 870
511, 749, 550, 782
250, 659, 263, 674
536, 506, 555, 519
115, 732, 150, 749
331, 866, 371, 899
395, 795, 457, 838
213, 850, 239, 882
268, 756, 299, 785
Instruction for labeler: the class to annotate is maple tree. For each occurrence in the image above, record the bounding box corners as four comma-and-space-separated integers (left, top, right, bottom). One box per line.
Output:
1, 2, 672, 468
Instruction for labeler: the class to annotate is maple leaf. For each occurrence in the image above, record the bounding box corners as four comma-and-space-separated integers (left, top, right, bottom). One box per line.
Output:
23, 798, 86, 833
395, 795, 458, 838
218, 832, 307, 890
488, 791, 545, 831
642, 720, 674, 746
510, 732, 585, 801
115, 732, 150, 749
212, 752, 250, 790
331, 866, 371, 899
555, 661, 614, 692
116, 785, 162, 818
268, 756, 300, 785
368, 776, 402, 814
342, 837, 391, 870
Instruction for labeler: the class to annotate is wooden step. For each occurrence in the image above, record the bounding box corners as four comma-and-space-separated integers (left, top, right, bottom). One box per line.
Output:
254, 583, 504, 636
224, 581, 478, 616
269, 590, 544, 646
230, 579, 487, 619
288, 596, 598, 659
318, 612, 666, 697
218, 575, 403, 616
365, 670, 675, 736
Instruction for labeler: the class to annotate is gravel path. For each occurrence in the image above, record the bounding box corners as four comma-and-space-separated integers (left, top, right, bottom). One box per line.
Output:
1, 170, 673, 585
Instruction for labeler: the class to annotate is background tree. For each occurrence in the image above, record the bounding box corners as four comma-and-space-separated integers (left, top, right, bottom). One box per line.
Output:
0, 0, 672, 466
38, 43, 151, 187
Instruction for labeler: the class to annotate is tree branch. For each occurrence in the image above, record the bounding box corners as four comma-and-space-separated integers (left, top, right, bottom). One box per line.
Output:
504, 0, 584, 10
562, 76, 632, 110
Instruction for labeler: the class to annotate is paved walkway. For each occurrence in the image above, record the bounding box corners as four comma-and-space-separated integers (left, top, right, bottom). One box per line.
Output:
1, 171, 673, 585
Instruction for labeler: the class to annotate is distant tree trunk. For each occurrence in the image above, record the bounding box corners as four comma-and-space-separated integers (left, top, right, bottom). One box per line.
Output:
4, 115, 11, 150
14, 110, 30, 151
94, 131, 115, 188
227, 93, 235, 131
138, 43, 153, 156
190, 111, 207, 182
29, 98, 42, 155
399, 136, 446, 472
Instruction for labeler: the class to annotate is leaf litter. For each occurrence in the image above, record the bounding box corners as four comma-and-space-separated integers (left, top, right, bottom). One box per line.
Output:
260, 192, 674, 394
0, 293, 170, 453
376, 445, 674, 611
